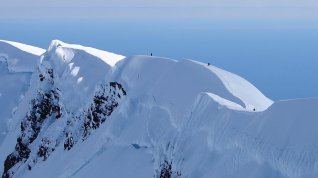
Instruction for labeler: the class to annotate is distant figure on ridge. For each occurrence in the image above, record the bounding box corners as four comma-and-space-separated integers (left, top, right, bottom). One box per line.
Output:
151, 53, 152, 56
207, 63, 210, 66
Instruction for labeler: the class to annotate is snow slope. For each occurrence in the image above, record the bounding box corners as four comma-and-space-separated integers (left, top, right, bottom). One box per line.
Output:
0, 40, 45, 72
173, 94, 318, 178
0, 40, 317, 178
0, 40, 45, 144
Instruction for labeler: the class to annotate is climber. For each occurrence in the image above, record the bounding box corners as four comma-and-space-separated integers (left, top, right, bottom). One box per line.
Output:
151, 53, 153, 56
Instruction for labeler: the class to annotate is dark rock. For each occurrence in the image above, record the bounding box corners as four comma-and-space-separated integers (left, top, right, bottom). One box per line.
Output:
37, 138, 53, 161
132, 144, 141, 149
81, 82, 126, 140
39, 74, 45, 81
2, 88, 61, 178
64, 133, 74, 151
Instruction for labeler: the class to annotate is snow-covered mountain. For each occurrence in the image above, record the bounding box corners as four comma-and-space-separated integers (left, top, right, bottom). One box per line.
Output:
0, 40, 317, 178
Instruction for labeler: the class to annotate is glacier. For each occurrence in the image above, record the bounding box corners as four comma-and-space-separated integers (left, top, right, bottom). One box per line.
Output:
0, 39, 317, 178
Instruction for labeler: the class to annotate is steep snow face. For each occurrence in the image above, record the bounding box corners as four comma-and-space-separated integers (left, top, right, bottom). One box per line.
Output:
172, 94, 318, 178
1, 40, 317, 178
0, 40, 45, 144
0, 40, 126, 178
41, 40, 125, 111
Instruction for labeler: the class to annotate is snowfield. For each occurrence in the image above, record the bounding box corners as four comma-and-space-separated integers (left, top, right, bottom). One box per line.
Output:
0, 40, 317, 178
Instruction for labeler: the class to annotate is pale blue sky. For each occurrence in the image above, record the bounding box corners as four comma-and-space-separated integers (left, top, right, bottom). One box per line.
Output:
1, 0, 318, 22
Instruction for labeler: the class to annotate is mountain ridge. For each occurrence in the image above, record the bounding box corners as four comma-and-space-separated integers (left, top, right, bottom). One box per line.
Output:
0, 40, 317, 178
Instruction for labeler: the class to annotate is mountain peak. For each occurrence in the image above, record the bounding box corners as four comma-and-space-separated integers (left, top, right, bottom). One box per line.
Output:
47, 40, 125, 67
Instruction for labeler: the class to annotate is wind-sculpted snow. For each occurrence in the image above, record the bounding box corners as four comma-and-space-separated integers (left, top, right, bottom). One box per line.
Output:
48, 40, 124, 67
170, 93, 318, 178
43, 40, 125, 111
0, 40, 317, 178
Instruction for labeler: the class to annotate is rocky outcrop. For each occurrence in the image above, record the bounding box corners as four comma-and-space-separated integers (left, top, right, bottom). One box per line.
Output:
63, 82, 127, 150
2, 67, 62, 178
